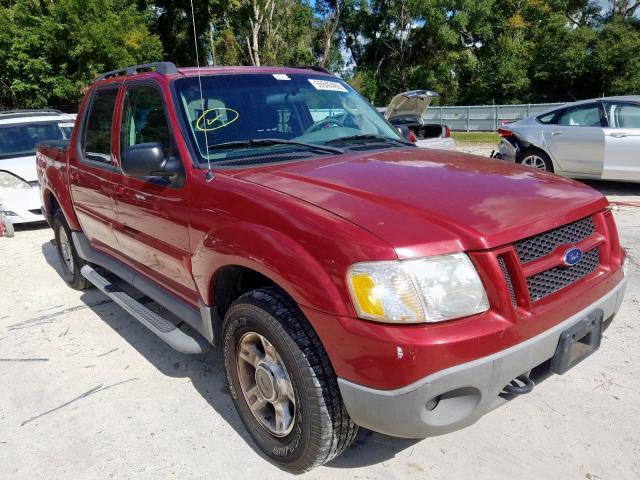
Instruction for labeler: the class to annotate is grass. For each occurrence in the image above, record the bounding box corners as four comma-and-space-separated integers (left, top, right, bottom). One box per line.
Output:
451, 131, 500, 144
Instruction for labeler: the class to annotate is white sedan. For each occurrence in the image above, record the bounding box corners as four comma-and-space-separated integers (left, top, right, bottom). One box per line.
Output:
0, 110, 75, 224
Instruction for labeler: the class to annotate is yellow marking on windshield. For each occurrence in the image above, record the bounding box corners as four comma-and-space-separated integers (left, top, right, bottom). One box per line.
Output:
196, 108, 239, 132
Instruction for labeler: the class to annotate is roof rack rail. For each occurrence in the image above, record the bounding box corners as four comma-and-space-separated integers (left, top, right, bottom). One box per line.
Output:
0, 108, 63, 115
97, 62, 178, 81
290, 65, 333, 75
0, 109, 66, 120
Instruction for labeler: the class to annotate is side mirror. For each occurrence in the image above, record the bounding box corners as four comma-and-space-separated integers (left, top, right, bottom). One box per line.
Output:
121, 142, 180, 178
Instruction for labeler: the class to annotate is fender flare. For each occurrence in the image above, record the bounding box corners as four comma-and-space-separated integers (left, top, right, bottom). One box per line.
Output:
192, 221, 350, 316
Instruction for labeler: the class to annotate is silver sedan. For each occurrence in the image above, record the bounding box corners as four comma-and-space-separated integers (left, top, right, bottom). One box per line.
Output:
493, 96, 640, 181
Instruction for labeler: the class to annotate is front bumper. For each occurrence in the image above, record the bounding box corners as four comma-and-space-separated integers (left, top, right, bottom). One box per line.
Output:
0, 187, 45, 224
338, 276, 626, 438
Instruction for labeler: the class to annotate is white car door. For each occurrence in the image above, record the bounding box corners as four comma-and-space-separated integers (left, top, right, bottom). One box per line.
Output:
602, 101, 640, 181
542, 103, 605, 176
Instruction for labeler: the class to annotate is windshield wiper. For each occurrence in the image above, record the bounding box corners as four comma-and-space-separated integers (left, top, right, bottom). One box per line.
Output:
326, 134, 414, 146
207, 138, 343, 155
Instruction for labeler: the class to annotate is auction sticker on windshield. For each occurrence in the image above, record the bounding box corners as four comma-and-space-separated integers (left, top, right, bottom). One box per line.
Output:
308, 79, 348, 93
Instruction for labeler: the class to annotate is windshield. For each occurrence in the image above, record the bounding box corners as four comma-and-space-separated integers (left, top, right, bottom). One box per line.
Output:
173, 73, 402, 165
0, 121, 73, 160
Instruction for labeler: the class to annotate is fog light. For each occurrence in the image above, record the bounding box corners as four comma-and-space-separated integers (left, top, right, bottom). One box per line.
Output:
425, 395, 441, 411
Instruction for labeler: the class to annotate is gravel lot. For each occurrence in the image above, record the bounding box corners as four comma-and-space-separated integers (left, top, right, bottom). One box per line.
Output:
1, 147, 639, 479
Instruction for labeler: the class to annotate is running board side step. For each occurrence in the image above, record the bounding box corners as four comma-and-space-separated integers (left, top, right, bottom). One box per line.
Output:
81, 265, 212, 354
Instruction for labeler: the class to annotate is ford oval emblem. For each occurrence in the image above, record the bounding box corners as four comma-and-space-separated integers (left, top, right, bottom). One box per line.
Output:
562, 247, 583, 266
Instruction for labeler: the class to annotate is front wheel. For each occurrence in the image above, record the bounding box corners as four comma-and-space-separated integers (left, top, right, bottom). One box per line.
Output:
517, 148, 554, 172
223, 288, 358, 472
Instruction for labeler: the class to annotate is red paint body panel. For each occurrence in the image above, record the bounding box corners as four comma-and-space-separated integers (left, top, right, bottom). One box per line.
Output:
36, 66, 625, 391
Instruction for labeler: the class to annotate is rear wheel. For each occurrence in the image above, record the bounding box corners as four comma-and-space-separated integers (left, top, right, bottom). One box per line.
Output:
53, 210, 90, 290
517, 148, 554, 172
223, 287, 358, 472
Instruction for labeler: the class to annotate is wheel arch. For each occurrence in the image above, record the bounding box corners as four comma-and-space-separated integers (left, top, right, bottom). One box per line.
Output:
193, 222, 352, 319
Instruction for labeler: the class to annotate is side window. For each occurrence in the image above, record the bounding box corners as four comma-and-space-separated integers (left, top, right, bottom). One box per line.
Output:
557, 104, 601, 127
84, 89, 118, 163
604, 103, 640, 129
120, 85, 171, 157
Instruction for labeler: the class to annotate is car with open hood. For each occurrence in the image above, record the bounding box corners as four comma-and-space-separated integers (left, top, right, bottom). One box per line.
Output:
384, 89, 456, 150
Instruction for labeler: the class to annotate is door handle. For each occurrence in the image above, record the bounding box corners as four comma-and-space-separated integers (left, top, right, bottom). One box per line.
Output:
114, 186, 125, 197
550, 131, 563, 136
610, 132, 629, 138
70, 171, 80, 183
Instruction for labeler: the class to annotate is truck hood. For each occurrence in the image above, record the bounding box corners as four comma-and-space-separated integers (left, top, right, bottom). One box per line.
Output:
232, 148, 608, 257
0, 155, 37, 182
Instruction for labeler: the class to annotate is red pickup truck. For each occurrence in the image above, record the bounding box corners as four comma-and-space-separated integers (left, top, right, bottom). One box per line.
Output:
37, 62, 627, 472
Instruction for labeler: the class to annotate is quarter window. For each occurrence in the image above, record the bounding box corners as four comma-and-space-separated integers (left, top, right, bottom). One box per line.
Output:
537, 111, 558, 125
84, 89, 118, 163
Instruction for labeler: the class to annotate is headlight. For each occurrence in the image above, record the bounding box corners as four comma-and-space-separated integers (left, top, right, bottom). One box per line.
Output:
0, 171, 30, 189
347, 253, 489, 323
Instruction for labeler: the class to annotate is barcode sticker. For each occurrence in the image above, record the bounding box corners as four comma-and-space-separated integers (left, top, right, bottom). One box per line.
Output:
308, 79, 348, 92
273, 74, 291, 81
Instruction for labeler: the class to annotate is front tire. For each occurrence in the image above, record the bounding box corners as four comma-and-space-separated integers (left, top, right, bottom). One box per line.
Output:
53, 210, 90, 290
517, 148, 554, 172
223, 288, 358, 472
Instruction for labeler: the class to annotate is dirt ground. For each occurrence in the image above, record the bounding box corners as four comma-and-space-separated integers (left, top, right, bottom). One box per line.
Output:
1, 148, 639, 479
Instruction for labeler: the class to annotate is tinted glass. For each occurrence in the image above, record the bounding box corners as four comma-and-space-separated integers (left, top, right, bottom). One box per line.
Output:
173, 73, 400, 165
84, 89, 118, 163
557, 104, 601, 127
120, 85, 171, 156
604, 102, 640, 128
0, 121, 73, 159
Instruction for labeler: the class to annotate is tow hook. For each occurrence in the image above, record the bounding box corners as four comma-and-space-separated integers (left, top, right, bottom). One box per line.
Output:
502, 374, 535, 395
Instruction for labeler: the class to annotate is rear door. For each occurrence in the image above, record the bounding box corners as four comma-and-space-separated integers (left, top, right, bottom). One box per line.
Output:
602, 101, 640, 181
542, 103, 605, 175
68, 86, 121, 251
112, 81, 196, 303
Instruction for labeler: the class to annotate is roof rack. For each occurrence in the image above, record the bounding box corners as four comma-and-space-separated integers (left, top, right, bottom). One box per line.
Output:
97, 62, 178, 81
0, 109, 65, 120
290, 65, 333, 75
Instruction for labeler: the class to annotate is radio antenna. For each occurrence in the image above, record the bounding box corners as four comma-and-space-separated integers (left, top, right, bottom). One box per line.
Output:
189, 0, 213, 181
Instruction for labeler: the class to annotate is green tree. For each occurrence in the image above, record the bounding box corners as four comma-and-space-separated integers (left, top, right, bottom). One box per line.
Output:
0, 0, 163, 108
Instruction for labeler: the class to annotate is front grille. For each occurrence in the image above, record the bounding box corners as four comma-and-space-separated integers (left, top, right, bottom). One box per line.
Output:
498, 256, 517, 306
526, 248, 600, 301
515, 217, 595, 264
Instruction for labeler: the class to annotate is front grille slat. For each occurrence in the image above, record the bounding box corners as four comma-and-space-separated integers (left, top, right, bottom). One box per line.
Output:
526, 248, 600, 301
515, 217, 595, 264
497, 256, 517, 307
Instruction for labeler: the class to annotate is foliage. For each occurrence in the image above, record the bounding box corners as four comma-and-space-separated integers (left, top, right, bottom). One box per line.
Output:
2, 0, 640, 109
1, 0, 163, 108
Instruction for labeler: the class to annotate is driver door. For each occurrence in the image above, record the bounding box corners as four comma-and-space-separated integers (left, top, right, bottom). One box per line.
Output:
113, 81, 197, 304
